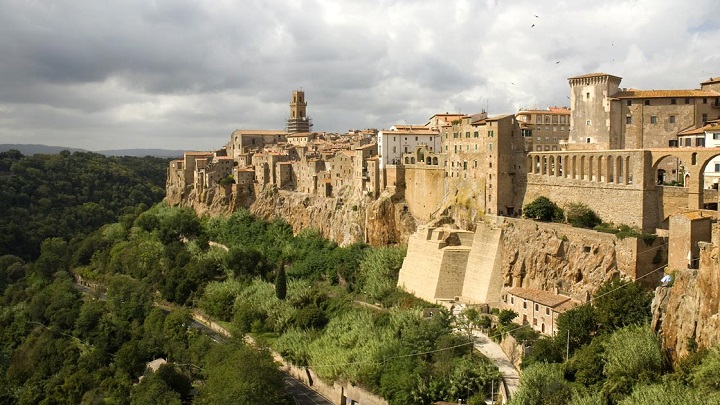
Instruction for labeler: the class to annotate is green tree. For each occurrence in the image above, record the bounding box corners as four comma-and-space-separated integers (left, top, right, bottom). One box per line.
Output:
275, 266, 287, 300
602, 325, 664, 402
592, 278, 652, 334
556, 304, 597, 355
523, 196, 564, 222
498, 309, 518, 326
198, 340, 292, 405
691, 347, 720, 394
510, 362, 572, 405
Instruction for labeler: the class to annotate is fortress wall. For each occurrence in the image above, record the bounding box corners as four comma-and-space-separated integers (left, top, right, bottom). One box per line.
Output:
434, 248, 471, 300
462, 222, 504, 304
659, 186, 689, 225
396, 230, 443, 302
525, 174, 648, 229
404, 166, 446, 222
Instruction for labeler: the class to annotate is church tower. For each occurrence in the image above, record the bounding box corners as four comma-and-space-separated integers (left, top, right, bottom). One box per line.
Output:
286, 90, 312, 133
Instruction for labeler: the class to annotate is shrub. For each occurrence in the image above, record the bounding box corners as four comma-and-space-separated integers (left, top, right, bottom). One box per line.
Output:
565, 203, 602, 229
523, 196, 564, 222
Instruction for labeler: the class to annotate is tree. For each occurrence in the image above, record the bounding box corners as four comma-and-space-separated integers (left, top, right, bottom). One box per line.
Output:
198, 340, 292, 405
510, 362, 572, 405
523, 196, 564, 222
602, 325, 664, 402
592, 278, 652, 334
498, 309, 518, 326
275, 266, 287, 300
556, 304, 597, 355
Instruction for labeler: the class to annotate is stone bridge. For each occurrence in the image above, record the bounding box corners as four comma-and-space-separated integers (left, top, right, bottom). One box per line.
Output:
526, 148, 720, 231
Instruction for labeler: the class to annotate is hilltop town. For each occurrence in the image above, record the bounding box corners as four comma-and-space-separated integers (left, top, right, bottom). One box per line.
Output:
166, 73, 720, 360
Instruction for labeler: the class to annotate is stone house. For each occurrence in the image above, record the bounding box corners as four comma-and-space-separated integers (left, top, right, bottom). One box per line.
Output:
503, 286, 578, 336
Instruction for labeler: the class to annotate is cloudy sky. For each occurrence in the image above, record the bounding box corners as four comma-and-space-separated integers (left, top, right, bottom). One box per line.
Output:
0, 0, 718, 151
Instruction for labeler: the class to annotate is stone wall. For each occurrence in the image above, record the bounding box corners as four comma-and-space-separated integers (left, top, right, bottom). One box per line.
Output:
404, 165, 447, 222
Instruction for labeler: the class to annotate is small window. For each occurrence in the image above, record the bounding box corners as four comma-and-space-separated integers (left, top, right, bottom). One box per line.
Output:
586, 92, 590, 99
650, 116, 658, 124
474, 131, 479, 138
713, 133, 720, 140
489, 143, 493, 151
645, 100, 650, 106
626, 100, 632, 106
523, 300, 527, 309
453, 132, 458, 138
415, 136, 418, 141
671, 98, 677, 105
586, 137, 591, 143
546, 307, 550, 315
715, 163, 720, 172
703, 98, 708, 104
586, 120, 591, 126
703, 114, 708, 123
685, 98, 691, 104
626, 116, 632, 124
510, 296, 514, 304
445, 132, 448, 139
536, 145, 542, 151
534, 303, 539, 311
669, 116, 676, 124
685, 138, 691, 147
488, 130, 494, 137
552, 115, 558, 124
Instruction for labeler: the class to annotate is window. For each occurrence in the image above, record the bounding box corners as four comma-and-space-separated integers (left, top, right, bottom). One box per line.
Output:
415, 136, 418, 141
703, 98, 708, 104
650, 116, 658, 124
536, 145, 542, 151
536, 115, 542, 124
685, 138, 692, 147
552, 115, 558, 124
645, 100, 650, 106
453, 132, 458, 138
586, 92, 590, 99
671, 98, 677, 105
489, 143, 493, 151
536, 136, 541, 141
466, 145, 469, 151
393, 146, 396, 153
445, 132, 448, 139
669, 116, 676, 124
696, 138, 705, 147
626, 116, 632, 124
474, 131, 479, 138
465, 132, 470, 138
685, 98, 691, 104
703, 114, 708, 123
561, 126, 565, 131
626, 100, 632, 106
713, 133, 720, 140
715, 164, 720, 172
586, 137, 591, 143
510, 296, 514, 304
534, 303, 539, 311
546, 307, 550, 315
488, 130, 494, 137
545, 115, 550, 124
475, 144, 478, 151
544, 145, 550, 151
560, 116, 566, 124
552, 137, 557, 143
552, 145, 558, 151
454, 145, 457, 152
586, 120, 591, 126
523, 300, 527, 309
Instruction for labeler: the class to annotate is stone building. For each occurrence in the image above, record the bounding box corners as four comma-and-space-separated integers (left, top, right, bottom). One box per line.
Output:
677, 119, 720, 189
502, 287, 578, 336
377, 128, 440, 169
226, 130, 286, 159
566, 72, 720, 151
516, 107, 571, 152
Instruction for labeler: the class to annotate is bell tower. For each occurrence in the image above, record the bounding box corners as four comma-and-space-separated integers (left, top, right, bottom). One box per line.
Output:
286, 90, 312, 133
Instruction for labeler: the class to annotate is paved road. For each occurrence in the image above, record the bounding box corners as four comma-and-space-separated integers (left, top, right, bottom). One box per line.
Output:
473, 331, 520, 400
283, 374, 334, 405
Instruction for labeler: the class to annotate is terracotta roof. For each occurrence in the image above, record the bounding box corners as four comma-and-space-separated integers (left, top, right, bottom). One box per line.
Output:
487, 113, 516, 121
184, 151, 213, 156
702, 77, 720, 85
392, 125, 428, 130
677, 126, 706, 136
612, 89, 720, 99
286, 132, 313, 138
506, 287, 571, 308
356, 143, 377, 150
382, 129, 439, 135
554, 299, 580, 313
517, 109, 571, 115
216, 156, 234, 160
568, 72, 622, 80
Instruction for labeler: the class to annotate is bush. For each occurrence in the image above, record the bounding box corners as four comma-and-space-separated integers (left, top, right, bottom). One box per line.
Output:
565, 203, 601, 229
523, 196, 564, 222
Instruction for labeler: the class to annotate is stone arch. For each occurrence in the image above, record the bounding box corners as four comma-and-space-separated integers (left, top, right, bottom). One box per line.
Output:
616, 155, 624, 184
411, 157, 415, 164
426, 156, 432, 165
580, 155, 586, 180
588, 156, 594, 181
549, 155, 556, 176
433, 156, 438, 165
606, 154, 614, 183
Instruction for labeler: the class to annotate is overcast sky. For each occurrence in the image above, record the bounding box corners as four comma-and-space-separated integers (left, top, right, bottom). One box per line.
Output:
0, 0, 718, 151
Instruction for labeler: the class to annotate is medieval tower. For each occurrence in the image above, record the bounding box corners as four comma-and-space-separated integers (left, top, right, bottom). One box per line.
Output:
567, 73, 622, 150
286, 90, 312, 134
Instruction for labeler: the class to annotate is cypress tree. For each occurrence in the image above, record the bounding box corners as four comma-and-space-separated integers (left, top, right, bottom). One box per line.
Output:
275, 266, 287, 300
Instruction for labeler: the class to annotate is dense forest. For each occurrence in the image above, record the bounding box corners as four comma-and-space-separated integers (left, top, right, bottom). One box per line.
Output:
0, 149, 168, 260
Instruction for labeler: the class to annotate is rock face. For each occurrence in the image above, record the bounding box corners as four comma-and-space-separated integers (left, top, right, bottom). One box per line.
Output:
652, 240, 720, 364
500, 219, 664, 300
169, 182, 416, 247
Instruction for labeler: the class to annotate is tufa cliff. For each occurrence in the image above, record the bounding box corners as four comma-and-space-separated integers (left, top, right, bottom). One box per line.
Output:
652, 239, 720, 364
168, 182, 416, 247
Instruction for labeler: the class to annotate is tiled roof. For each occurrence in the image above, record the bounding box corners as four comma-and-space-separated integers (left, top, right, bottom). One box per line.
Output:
184, 151, 213, 156
232, 129, 286, 135
611, 89, 720, 99
487, 113, 516, 121
702, 77, 720, 85
506, 287, 571, 308
382, 129, 439, 135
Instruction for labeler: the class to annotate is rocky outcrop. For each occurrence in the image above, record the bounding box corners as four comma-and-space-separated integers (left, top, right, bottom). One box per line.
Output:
652, 241, 720, 364
169, 182, 417, 247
